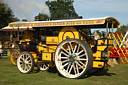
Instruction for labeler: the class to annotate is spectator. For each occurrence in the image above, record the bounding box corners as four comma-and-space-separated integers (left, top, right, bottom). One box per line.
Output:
0, 41, 3, 59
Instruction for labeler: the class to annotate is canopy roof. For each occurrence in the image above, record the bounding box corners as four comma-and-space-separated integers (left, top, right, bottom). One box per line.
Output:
2, 26, 33, 31
9, 17, 120, 29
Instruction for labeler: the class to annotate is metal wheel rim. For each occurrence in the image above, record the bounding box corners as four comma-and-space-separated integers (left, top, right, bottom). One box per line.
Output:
38, 62, 49, 71
10, 50, 20, 65
55, 40, 89, 78
17, 52, 33, 73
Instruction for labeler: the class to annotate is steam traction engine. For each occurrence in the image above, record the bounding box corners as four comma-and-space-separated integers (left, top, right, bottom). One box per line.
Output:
9, 17, 120, 78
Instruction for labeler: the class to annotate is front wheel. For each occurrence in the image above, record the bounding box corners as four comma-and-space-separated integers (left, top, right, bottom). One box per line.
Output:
17, 51, 34, 74
54, 39, 93, 78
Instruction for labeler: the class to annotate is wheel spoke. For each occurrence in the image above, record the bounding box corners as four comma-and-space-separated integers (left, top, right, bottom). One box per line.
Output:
20, 64, 24, 67
44, 64, 47, 68
24, 64, 26, 71
27, 64, 31, 69
61, 47, 70, 55
77, 58, 87, 61
75, 61, 84, 69
62, 60, 68, 64
63, 63, 69, 68
61, 57, 68, 59
20, 57, 23, 61
25, 64, 29, 71
28, 59, 32, 62
78, 61, 85, 67
26, 62, 32, 65
73, 44, 77, 54
61, 52, 69, 57
76, 64, 79, 74
77, 44, 80, 53
21, 55, 25, 61
79, 54, 86, 58
73, 63, 76, 75
19, 60, 23, 62
26, 64, 30, 71
27, 65, 30, 70
68, 64, 73, 75
21, 64, 23, 69
42, 64, 44, 68
78, 50, 84, 55
23, 65, 25, 70
25, 55, 30, 61
23, 57, 31, 71
69, 42, 73, 53
67, 63, 71, 72
67, 45, 71, 55
23, 54, 26, 61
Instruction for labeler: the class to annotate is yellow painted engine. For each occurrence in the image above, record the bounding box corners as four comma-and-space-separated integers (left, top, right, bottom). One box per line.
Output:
9, 17, 120, 78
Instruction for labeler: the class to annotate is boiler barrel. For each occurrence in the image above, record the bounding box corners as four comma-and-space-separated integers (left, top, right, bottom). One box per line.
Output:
19, 42, 38, 52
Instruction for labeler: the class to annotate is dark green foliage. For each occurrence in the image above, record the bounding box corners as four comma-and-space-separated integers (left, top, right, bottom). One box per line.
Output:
80, 29, 92, 35
93, 30, 102, 37
47, 0, 78, 18
0, 3, 19, 29
37, 13, 49, 21
96, 30, 102, 36
116, 25, 128, 36
37, 0, 78, 21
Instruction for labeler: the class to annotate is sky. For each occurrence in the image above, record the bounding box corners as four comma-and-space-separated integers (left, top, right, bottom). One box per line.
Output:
0, 0, 50, 21
73, 0, 128, 25
39, 0, 128, 32
26, 0, 128, 25
1, 0, 128, 26
72, 0, 128, 32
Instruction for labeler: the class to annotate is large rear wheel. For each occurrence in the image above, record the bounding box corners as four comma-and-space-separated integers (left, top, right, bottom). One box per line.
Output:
55, 39, 93, 78
17, 51, 34, 74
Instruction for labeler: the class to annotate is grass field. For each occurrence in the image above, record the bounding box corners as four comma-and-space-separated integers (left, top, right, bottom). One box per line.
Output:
0, 56, 128, 85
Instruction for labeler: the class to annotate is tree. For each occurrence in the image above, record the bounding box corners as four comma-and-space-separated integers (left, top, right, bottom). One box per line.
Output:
96, 30, 102, 36
0, 3, 19, 29
37, 13, 49, 21
37, 0, 79, 21
116, 25, 128, 36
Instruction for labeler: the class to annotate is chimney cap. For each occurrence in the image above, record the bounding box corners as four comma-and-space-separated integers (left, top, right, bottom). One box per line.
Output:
22, 19, 27, 22
35, 16, 40, 21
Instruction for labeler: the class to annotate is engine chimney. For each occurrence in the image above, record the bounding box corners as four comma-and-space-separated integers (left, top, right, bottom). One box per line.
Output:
35, 16, 40, 21
22, 19, 27, 22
